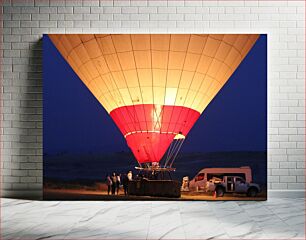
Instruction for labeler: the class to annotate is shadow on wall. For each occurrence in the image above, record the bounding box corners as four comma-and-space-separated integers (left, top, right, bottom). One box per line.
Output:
4, 39, 43, 200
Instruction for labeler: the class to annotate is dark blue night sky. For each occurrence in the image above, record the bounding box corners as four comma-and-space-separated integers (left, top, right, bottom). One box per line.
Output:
43, 34, 267, 156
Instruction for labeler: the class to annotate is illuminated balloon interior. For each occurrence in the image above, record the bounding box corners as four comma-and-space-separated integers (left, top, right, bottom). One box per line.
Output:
49, 34, 259, 164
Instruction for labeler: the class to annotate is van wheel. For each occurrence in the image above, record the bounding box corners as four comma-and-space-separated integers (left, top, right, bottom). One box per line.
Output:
247, 187, 258, 197
216, 187, 225, 197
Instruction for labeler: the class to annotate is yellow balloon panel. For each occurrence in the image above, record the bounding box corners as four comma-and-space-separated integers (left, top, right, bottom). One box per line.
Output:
188, 35, 207, 54
166, 70, 181, 88
134, 51, 151, 69
48, 34, 259, 114
124, 70, 139, 88
170, 34, 190, 52
131, 35, 151, 50
151, 34, 170, 51
137, 69, 152, 87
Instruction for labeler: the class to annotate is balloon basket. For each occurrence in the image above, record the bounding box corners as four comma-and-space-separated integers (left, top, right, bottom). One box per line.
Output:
135, 165, 177, 181
135, 166, 176, 172
128, 178, 181, 198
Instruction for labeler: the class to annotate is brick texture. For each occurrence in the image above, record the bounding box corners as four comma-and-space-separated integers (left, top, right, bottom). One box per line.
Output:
1, 0, 305, 198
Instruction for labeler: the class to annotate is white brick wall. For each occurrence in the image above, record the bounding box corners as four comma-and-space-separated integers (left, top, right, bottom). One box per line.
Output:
1, 0, 305, 198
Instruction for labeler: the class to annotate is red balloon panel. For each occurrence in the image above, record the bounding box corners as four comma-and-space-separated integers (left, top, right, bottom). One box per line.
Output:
110, 104, 200, 163
126, 132, 174, 163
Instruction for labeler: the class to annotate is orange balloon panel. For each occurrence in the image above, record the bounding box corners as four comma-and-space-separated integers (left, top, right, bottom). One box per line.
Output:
49, 34, 259, 114
49, 34, 259, 163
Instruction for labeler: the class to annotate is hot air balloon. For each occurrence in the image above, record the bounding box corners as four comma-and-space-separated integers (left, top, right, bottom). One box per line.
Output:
48, 34, 259, 170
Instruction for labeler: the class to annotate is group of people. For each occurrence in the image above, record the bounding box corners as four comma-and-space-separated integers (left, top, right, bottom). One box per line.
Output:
106, 171, 133, 196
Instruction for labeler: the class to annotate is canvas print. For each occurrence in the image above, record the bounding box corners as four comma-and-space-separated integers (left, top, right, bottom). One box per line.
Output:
43, 34, 267, 200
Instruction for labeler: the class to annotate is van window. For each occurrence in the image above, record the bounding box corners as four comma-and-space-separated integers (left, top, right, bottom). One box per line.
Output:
196, 173, 205, 181
207, 173, 246, 181
235, 177, 245, 184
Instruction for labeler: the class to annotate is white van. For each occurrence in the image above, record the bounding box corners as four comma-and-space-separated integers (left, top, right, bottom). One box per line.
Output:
188, 167, 252, 191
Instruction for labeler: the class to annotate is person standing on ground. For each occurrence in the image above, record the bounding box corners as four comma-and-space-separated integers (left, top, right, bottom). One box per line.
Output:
106, 174, 112, 195
116, 174, 121, 195
111, 172, 117, 195
127, 170, 133, 181
122, 173, 129, 196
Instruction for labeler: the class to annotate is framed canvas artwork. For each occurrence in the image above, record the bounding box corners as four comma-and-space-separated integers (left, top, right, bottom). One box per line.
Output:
43, 34, 267, 200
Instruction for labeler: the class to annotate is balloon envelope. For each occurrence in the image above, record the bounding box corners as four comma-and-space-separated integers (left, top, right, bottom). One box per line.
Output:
49, 34, 259, 164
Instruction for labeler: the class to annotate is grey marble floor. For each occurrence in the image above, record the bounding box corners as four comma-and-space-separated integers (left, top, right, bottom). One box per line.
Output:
1, 198, 305, 239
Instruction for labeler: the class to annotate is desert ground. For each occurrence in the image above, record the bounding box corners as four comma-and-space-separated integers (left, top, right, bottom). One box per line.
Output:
44, 185, 267, 201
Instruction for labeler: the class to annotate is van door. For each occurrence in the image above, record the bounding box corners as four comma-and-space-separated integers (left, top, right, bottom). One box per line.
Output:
226, 176, 235, 192
235, 177, 248, 193
194, 173, 205, 190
